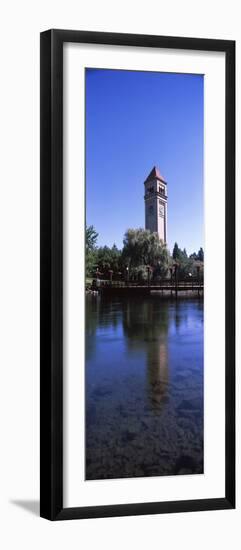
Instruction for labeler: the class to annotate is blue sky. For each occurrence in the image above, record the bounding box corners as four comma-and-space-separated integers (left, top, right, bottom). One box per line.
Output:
86, 68, 203, 255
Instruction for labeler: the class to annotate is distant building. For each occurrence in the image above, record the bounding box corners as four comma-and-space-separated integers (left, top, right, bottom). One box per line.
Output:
144, 166, 167, 244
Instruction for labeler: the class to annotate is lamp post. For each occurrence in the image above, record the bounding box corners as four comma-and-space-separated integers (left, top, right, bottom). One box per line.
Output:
174, 263, 178, 284
173, 261, 178, 298
169, 266, 173, 286
109, 269, 113, 286
95, 266, 100, 289
147, 265, 151, 287
126, 266, 129, 285
196, 261, 202, 297
197, 265, 200, 284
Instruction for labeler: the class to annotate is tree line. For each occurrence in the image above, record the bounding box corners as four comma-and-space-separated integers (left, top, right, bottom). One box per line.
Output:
86, 225, 204, 282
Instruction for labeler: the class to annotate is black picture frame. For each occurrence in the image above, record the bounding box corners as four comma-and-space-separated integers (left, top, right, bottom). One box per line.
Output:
40, 29, 235, 521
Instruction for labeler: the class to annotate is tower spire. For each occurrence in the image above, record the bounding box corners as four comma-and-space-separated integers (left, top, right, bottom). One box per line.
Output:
144, 166, 167, 184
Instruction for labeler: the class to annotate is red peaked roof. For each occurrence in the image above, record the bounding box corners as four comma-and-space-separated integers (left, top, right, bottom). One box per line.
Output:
144, 166, 167, 184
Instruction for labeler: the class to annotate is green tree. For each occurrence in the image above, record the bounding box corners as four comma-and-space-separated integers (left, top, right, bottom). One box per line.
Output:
86, 225, 98, 277
172, 242, 195, 278
86, 225, 98, 251
197, 247, 204, 262
189, 251, 198, 260
172, 242, 181, 261
96, 244, 122, 278
122, 228, 169, 280
110, 244, 122, 272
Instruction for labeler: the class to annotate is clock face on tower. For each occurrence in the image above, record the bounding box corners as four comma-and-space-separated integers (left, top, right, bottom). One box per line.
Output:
159, 202, 165, 217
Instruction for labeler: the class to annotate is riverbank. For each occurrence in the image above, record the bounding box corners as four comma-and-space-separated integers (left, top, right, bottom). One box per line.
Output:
88, 287, 204, 299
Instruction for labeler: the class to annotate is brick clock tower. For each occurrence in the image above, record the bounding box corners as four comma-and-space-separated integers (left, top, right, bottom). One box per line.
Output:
144, 166, 167, 244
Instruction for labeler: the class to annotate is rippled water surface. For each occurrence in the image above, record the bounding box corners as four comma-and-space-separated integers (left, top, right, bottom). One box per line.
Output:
85, 295, 203, 479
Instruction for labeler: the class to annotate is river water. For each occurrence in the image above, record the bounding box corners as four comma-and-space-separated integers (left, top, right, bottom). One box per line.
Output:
85, 294, 204, 480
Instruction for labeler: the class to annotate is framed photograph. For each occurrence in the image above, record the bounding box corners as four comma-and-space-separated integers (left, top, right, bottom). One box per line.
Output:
40, 29, 235, 520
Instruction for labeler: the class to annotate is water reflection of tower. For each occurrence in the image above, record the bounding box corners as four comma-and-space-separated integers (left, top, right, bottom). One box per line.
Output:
146, 331, 168, 411
122, 297, 169, 412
